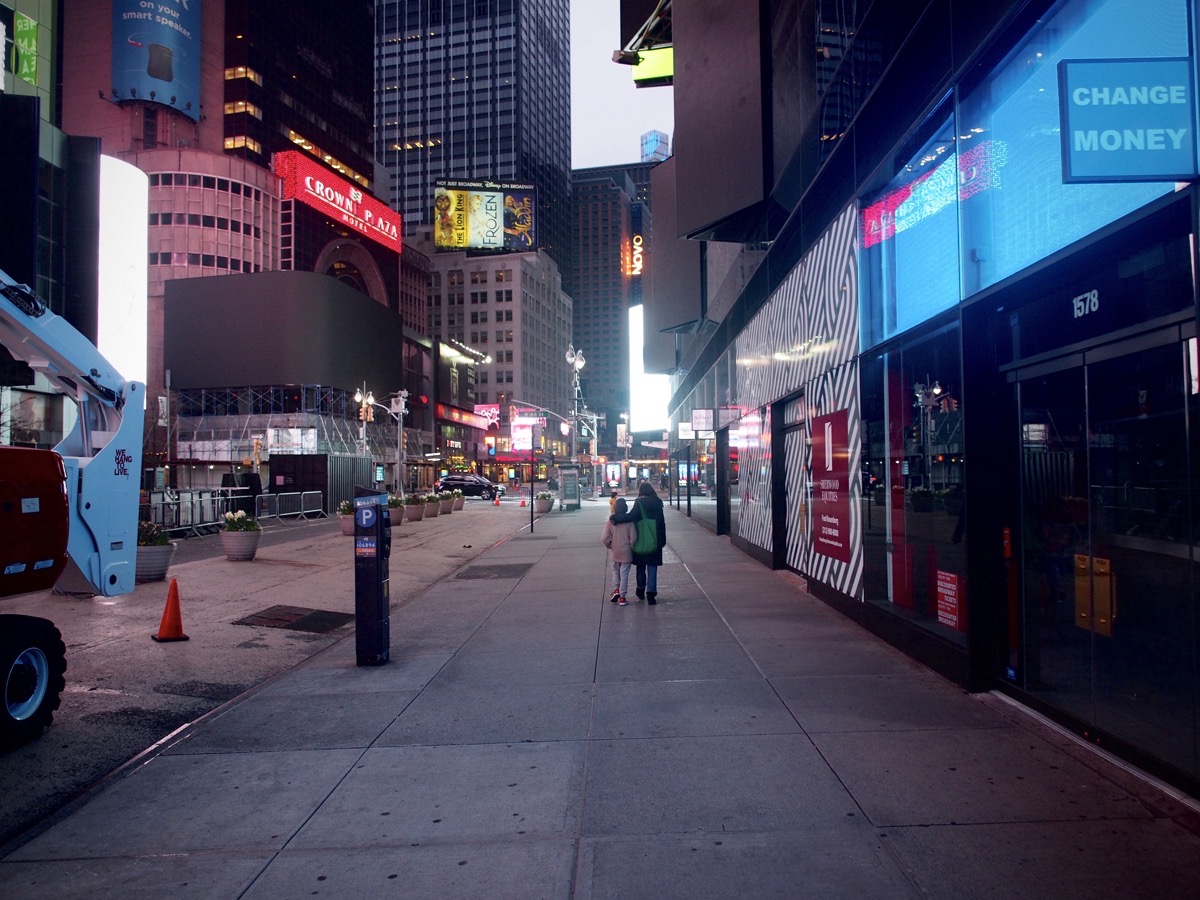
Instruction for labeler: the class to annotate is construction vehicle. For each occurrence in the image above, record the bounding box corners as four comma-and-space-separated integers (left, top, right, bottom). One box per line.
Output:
0, 266, 144, 748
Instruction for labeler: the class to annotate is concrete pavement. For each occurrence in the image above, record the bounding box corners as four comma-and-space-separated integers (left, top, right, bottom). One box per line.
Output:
3, 498, 1200, 898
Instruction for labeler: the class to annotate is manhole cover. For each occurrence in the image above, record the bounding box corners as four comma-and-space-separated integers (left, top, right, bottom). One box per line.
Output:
234, 605, 355, 633
456, 563, 534, 580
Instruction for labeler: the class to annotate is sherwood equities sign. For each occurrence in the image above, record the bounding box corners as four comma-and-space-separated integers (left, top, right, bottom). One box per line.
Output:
1059, 57, 1197, 183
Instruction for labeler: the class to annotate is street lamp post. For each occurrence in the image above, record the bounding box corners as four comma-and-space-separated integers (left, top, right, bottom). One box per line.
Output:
565, 344, 586, 462
353, 384, 374, 457
913, 377, 942, 490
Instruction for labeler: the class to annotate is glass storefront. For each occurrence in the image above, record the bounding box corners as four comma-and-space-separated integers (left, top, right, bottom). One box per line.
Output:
861, 321, 966, 645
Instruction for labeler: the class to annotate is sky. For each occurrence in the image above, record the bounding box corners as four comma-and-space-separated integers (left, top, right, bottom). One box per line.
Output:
570, 0, 674, 169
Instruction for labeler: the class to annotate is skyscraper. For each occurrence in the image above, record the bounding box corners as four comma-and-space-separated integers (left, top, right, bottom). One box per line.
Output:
375, 0, 572, 279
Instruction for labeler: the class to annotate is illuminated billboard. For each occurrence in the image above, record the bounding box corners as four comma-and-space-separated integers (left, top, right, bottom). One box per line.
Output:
433, 179, 537, 252
628, 304, 670, 431
111, 0, 201, 122
274, 151, 401, 253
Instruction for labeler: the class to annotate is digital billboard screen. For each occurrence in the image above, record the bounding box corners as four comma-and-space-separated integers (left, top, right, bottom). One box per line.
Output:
111, 0, 201, 122
433, 179, 537, 252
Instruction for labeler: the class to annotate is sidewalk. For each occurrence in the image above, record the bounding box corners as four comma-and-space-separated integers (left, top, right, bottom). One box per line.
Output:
3, 502, 1200, 898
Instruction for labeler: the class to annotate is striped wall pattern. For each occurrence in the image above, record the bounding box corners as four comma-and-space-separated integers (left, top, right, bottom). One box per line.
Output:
728, 204, 861, 597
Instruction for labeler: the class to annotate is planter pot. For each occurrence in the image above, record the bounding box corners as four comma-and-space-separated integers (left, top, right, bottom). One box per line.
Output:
135, 543, 177, 582
337, 514, 356, 536
534, 498, 554, 514
439, 499, 454, 514
910, 494, 934, 513
405, 504, 424, 522
220, 530, 261, 561
424, 501, 440, 518
452, 496, 465, 511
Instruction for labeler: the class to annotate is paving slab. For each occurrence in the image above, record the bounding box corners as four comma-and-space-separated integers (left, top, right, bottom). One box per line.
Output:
243, 841, 577, 899
287, 742, 586, 846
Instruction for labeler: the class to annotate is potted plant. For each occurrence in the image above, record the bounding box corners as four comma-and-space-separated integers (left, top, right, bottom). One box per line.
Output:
451, 488, 465, 511
135, 520, 176, 582
423, 493, 441, 517
219, 509, 262, 560
438, 490, 454, 515
534, 490, 555, 514
404, 493, 425, 522
908, 486, 935, 512
336, 498, 356, 535
386, 494, 405, 526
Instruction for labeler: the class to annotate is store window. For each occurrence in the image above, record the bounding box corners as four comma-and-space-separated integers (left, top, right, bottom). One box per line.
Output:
860, 320, 965, 644
859, 102, 961, 348
958, 0, 1187, 294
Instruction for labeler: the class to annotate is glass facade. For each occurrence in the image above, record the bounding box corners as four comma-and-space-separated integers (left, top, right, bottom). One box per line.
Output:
676, 0, 1200, 789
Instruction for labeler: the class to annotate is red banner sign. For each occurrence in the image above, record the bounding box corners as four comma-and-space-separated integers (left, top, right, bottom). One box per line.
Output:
811, 409, 851, 564
273, 151, 401, 253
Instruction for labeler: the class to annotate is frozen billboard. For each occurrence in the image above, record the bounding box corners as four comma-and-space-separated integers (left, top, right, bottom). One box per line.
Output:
433, 179, 536, 252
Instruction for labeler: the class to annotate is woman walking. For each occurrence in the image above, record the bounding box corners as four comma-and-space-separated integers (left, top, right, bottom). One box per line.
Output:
611, 481, 666, 604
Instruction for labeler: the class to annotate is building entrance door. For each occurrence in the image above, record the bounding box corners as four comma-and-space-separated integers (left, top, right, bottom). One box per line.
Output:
1013, 332, 1198, 779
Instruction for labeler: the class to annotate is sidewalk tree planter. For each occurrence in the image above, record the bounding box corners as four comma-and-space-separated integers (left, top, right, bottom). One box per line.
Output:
909, 488, 935, 513
336, 499, 356, 535
135, 521, 176, 582
404, 496, 425, 522
388, 495, 405, 525
451, 490, 465, 511
424, 495, 440, 517
220, 510, 262, 560
438, 492, 454, 514
534, 491, 554, 514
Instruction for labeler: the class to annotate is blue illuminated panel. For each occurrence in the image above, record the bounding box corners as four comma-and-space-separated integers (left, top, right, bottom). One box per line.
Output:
1059, 57, 1197, 182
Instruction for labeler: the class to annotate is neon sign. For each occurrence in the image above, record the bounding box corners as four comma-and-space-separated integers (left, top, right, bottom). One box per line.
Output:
273, 151, 401, 253
631, 234, 644, 276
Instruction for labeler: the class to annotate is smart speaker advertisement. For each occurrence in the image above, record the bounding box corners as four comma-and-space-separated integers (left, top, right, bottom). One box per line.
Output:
111, 0, 200, 122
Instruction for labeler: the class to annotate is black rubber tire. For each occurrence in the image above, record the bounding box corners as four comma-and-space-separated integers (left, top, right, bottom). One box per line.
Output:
0, 615, 67, 750
482, 489, 493, 500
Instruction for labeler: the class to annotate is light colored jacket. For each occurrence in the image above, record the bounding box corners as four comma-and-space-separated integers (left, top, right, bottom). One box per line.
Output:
602, 518, 636, 564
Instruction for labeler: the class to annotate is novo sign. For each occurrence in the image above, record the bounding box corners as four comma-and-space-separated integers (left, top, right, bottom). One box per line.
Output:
1059, 57, 1198, 183
630, 234, 644, 276
274, 151, 401, 253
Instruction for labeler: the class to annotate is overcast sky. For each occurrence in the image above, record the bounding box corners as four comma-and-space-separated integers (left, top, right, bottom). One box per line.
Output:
570, 0, 674, 170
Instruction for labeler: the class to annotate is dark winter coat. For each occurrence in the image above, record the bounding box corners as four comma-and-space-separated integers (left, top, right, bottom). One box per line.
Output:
612, 493, 666, 566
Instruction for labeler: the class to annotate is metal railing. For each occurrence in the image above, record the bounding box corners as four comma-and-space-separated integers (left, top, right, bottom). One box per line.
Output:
143, 488, 327, 535
142, 487, 252, 536
255, 491, 326, 522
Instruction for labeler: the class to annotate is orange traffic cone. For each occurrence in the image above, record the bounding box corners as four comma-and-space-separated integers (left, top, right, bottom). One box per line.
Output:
493, 494, 500, 506
152, 577, 190, 642
519, 497, 526, 507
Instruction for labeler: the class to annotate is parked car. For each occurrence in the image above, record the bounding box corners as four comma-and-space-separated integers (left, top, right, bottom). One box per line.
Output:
435, 474, 497, 499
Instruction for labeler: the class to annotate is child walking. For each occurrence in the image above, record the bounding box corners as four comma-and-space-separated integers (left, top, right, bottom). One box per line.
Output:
601, 497, 636, 606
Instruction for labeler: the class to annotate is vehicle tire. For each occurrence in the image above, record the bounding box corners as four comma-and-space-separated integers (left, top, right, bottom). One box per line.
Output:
482, 489, 493, 500
0, 615, 67, 750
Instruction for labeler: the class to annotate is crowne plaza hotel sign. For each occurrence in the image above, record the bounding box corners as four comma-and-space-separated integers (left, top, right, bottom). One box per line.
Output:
1059, 57, 1198, 183
273, 151, 401, 252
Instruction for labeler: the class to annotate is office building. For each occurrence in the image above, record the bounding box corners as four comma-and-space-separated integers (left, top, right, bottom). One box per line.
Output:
375, 0, 572, 280
55, 0, 436, 494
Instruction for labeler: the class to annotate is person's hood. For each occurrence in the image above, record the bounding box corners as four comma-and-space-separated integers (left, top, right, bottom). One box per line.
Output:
638, 494, 664, 513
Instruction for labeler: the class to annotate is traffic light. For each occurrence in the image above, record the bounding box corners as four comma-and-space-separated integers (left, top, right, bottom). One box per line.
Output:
940, 396, 959, 412
358, 406, 366, 421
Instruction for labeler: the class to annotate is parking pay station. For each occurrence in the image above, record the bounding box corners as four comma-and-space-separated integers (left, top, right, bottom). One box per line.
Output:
354, 487, 391, 665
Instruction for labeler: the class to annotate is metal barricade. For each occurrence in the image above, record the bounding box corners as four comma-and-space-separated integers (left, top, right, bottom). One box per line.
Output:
254, 490, 328, 522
